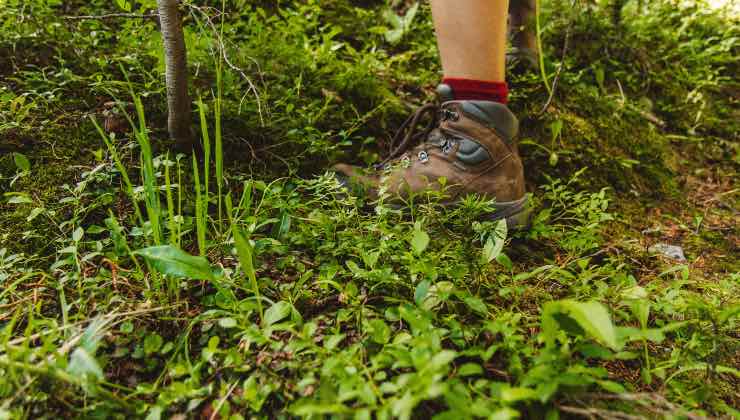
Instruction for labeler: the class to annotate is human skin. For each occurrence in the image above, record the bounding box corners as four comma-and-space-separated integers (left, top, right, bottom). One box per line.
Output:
430, 0, 510, 82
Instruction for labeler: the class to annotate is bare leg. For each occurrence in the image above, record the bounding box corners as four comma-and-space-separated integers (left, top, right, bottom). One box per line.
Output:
430, 0, 510, 82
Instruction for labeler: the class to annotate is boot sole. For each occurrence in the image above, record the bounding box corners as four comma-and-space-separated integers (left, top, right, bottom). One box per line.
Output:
388, 194, 530, 230
484, 195, 531, 230
334, 172, 530, 229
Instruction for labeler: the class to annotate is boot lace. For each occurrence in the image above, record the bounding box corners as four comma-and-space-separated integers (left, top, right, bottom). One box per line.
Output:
376, 103, 440, 169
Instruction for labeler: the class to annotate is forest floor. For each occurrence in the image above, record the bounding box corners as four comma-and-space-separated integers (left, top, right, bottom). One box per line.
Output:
0, 1, 738, 419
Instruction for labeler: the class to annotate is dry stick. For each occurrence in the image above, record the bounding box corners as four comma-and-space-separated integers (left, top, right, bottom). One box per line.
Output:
558, 404, 644, 420
537, 0, 577, 117
582, 393, 708, 420
2, 306, 174, 348
209, 380, 239, 420
189, 4, 265, 126
63, 12, 159, 20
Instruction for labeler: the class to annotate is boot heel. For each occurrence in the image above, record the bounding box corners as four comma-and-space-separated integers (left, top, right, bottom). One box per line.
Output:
486, 195, 531, 230
505, 204, 531, 231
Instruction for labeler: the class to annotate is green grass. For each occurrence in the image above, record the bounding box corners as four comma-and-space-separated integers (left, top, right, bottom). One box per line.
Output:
0, 0, 738, 418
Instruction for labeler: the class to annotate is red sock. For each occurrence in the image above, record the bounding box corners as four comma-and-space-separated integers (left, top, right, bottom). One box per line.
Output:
442, 77, 509, 104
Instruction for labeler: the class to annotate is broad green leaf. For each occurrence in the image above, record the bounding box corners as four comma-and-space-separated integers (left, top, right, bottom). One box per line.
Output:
6, 194, 32, 204
135, 245, 222, 280
414, 280, 430, 306
596, 380, 626, 393
410, 228, 429, 255
461, 294, 488, 316
457, 363, 483, 377
263, 300, 292, 327
72, 226, 84, 242
144, 333, 163, 355
145, 406, 163, 420
500, 386, 538, 403
481, 219, 507, 263
12, 152, 30, 172
489, 407, 520, 420
428, 349, 457, 371
402, 2, 419, 28
366, 319, 391, 344
218, 317, 238, 329
543, 300, 620, 350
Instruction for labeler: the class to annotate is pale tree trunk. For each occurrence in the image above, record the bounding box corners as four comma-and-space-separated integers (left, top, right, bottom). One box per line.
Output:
157, 0, 192, 146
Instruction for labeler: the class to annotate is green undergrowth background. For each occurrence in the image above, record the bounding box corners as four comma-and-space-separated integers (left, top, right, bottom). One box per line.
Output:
0, 0, 738, 418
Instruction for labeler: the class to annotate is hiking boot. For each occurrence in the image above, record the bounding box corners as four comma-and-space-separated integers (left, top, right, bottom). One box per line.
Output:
332, 84, 529, 229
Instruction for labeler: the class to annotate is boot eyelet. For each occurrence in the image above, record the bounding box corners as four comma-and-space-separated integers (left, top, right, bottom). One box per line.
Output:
441, 109, 460, 121
418, 150, 429, 163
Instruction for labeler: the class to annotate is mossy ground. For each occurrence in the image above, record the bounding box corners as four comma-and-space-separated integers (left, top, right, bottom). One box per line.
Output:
0, 0, 738, 418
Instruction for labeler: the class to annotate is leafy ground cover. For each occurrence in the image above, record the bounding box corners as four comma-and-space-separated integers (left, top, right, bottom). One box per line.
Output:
0, 0, 738, 418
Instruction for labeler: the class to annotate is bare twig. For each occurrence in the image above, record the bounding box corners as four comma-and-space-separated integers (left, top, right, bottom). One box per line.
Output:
188, 4, 265, 126
63, 12, 159, 20
2, 306, 175, 349
209, 381, 239, 420
579, 393, 709, 420
558, 404, 643, 420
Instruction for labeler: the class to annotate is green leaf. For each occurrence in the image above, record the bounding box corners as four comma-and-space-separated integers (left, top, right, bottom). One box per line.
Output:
234, 228, 263, 320
382, 9, 403, 28
144, 333, 163, 355
218, 317, 238, 329
402, 2, 419, 28
461, 294, 488, 316
500, 386, 538, 403
457, 363, 483, 377
481, 219, 507, 263
719, 303, 740, 324
414, 280, 430, 306
543, 300, 620, 350
134, 245, 222, 280
120, 321, 134, 334
596, 380, 626, 393
115, 0, 131, 12
67, 348, 103, 380
26, 207, 44, 222
6, 193, 32, 204
12, 152, 30, 172
263, 301, 292, 327
410, 228, 430, 255
366, 319, 391, 344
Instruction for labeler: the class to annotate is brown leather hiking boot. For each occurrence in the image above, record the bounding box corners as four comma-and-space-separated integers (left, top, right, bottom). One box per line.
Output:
333, 84, 529, 228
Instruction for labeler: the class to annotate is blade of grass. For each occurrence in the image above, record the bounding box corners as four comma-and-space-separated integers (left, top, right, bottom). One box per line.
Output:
215, 66, 224, 233
90, 117, 144, 227
233, 228, 263, 322
192, 151, 206, 256
164, 152, 177, 246
197, 97, 211, 208
133, 94, 162, 245
176, 154, 183, 247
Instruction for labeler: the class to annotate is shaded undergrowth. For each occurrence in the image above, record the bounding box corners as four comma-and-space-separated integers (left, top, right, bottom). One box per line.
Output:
0, 0, 738, 418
